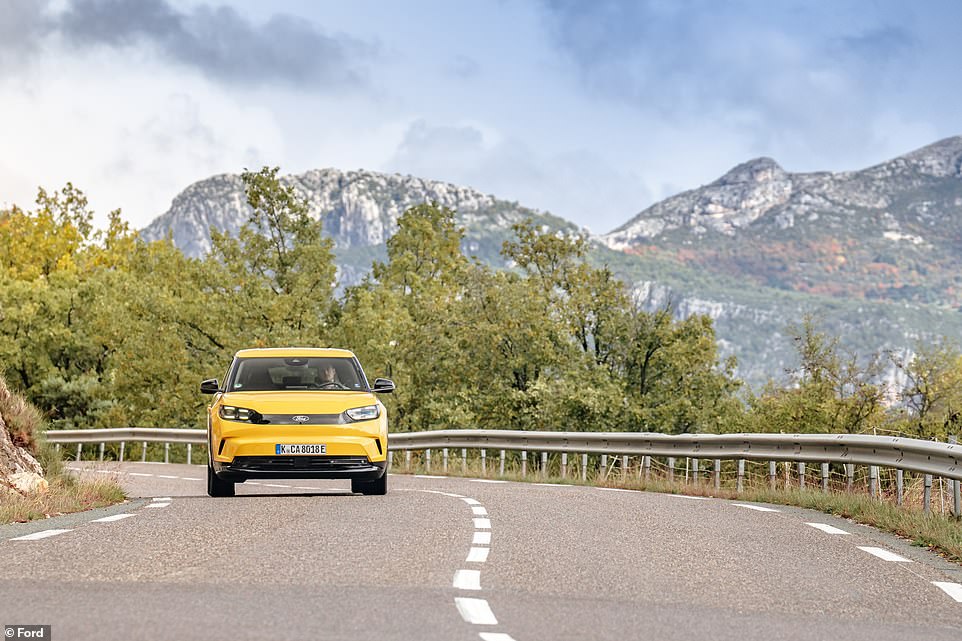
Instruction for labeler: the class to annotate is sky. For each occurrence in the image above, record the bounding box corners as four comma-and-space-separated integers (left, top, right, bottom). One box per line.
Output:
1, 0, 960, 234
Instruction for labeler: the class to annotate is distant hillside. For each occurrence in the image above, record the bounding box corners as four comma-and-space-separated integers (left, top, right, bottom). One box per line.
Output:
141, 142, 962, 391
141, 169, 579, 285
604, 137, 962, 310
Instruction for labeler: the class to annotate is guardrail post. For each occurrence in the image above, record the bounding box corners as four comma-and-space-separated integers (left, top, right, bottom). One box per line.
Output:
692, 458, 700, 486
76, 443, 82, 461
821, 462, 829, 492
924, 474, 932, 515
846, 464, 854, 492
164, 442, 169, 464
769, 461, 776, 489
500, 450, 506, 477
481, 449, 487, 476
98, 442, 105, 462
798, 462, 806, 490
405, 450, 411, 471
186, 443, 192, 465
443, 448, 449, 473
736, 459, 744, 492
561, 453, 567, 478
541, 451, 548, 479
950, 436, 961, 518
425, 449, 431, 472
714, 459, 721, 490
869, 465, 878, 499
667, 457, 675, 483
389, 451, 394, 468
461, 448, 467, 474
896, 469, 903, 506
141, 442, 147, 462
622, 455, 628, 481
522, 450, 527, 478
119, 441, 125, 463
55, 443, 61, 453
643, 455, 651, 481
581, 453, 587, 481
600, 454, 607, 480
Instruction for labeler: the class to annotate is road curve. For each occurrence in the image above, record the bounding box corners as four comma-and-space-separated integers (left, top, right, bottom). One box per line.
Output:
1, 462, 961, 641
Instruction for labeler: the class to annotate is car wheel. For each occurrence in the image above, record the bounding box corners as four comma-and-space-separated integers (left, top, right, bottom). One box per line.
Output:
207, 464, 235, 497
351, 474, 387, 495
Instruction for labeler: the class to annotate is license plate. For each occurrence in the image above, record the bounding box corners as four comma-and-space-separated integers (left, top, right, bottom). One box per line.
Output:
275, 444, 326, 455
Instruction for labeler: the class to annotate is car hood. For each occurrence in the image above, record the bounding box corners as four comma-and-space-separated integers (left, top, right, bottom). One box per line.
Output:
219, 391, 378, 415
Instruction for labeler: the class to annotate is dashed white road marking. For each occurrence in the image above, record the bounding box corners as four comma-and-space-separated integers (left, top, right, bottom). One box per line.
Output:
472, 506, 488, 516
182, 477, 202, 481
479, 634, 517, 641
472, 531, 492, 545
597, 487, 634, 493
128, 473, 153, 477
247, 482, 263, 485
932, 581, 962, 602
666, 494, 710, 500
414, 474, 446, 479
470, 479, 508, 484
858, 546, 912, 562
806, 523, 850, 535
733, 503, 780, 512
91, 514, 135, 523
145, 503, 170, 509
94, 470, 115, 474
461, 498, 482, 505
157, 475, 179, 479
534, 482, 571, 487
10, 529, 72, 541
466, 547, 490, 563
473, 518, 491, 529
152, 497, 172, 502
264, 484, 290, 488
454, 597, 498, 625
453, 569, 482, 590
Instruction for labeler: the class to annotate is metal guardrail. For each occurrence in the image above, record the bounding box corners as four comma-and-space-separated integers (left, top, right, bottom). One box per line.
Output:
47, 427, 962, 513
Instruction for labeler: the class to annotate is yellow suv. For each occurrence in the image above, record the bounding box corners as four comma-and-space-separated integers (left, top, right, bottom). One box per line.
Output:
201, 348, 393, 497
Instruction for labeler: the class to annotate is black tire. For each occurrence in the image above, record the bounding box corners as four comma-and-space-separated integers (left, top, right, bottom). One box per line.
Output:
207, 464, 235, 497
351, 474, 387, 495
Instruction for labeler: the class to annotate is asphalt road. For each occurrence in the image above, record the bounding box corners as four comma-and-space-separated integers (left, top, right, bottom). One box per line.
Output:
1, 462, 961, 641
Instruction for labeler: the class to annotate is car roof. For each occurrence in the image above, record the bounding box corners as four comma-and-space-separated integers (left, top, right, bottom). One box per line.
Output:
233, 347, 357, 359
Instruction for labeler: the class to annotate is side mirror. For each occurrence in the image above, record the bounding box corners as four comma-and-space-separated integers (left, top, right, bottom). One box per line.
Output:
200, 379, 220, 395
372, 378, 395, 394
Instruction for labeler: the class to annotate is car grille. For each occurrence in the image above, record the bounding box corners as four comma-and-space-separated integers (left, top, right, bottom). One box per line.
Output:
230, 456, 371, 472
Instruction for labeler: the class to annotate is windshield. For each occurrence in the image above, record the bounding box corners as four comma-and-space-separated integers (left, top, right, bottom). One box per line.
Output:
227, 357, 368, 392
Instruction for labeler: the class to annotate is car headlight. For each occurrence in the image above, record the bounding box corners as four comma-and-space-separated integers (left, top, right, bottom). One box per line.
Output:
344, 405, 380, 422
219, 405, 255, 421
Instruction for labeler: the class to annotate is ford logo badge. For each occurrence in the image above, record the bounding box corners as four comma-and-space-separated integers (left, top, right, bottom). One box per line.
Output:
292, 415, 310, 423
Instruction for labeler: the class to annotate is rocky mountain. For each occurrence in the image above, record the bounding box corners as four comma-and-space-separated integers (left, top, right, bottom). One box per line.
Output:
142, 168, 578, 284
604, 137, 962, 309
142, 139, 962, 391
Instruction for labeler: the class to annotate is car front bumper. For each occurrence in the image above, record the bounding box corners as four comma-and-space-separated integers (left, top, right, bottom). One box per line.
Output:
212, 455, 387, 481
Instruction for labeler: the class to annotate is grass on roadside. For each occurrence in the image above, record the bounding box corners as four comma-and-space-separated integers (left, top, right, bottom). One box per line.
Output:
0, 475, 126, 524
393, 455, 962, 565
1, 373, 127, 524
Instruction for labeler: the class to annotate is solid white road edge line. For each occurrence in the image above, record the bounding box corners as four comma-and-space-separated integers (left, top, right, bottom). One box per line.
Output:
857, 546, 912, 562
152, 497, 172, 502
128, 473, 153, 477
454, 598, 498, 625
473, 518, 491, 529
10, 529, 72, 541
145, 503, 170, 509
473, 531, 492, 545
932, 581, 962, 603
466, 547, 490, 563
453, 569, 482, 590
472, 506, 488, 516
733, 503, 780, 512
665, 494, 710, 500
91, 514, 135, 523
597, 487, 634, 493
470, 479, 508, 484
181, 477, 202, 481
157, 475, 179, 479
805, 522, 850, 535
479, 634, 517, 641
